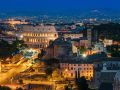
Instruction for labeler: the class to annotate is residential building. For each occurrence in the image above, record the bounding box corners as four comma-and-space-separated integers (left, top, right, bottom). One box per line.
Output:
87, 28, 92, 48
93, 42, 106, 53
1, 19, 29, 25
63, 33, 83, 39
60, 60, 94, 80
70, 38, 89, 56
103, 39, 113, 47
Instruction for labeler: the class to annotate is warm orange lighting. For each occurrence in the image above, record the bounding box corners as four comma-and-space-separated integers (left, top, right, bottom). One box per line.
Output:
65, 69, 68, 72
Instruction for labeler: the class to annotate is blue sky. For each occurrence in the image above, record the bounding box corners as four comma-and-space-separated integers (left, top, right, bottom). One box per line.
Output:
0, 0, 120, 12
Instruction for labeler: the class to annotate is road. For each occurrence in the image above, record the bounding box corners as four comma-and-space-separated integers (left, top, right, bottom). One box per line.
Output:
0, 49, 39, 84
23, 80, 65, 90
23, 80, 53, 85
0, 60, 32, 84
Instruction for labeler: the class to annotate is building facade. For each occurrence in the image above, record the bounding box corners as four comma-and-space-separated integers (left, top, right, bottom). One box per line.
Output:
113, 71, 120, 90
46, 37, 72, 58
21, 25, 58, 49
60, 61, 93, 80
1, 19, 28, 25
103, 39, 113, 47
93, 58, 120, 89
93, 42, 106, 53
63, 33, 83, 39
87, 28, 92, 48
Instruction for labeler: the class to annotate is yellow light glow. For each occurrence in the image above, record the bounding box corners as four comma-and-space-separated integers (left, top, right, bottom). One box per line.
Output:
65, 69, 68, 72
82, 54, 87, 58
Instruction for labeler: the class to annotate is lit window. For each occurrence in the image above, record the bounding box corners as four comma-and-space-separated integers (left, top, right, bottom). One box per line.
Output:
43, 33, 45, 36
39, 34, 41, 36
45, 34, 47, 36
51, 34, 54, 37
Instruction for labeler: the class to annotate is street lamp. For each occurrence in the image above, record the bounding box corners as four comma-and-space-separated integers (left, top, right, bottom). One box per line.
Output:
82, 54, 87, 58
65, 69, 68, 72
64, 69, 68, 79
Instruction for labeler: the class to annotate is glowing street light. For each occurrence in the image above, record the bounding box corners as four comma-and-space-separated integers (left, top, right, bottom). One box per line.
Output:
82, 54, 87, 58
20, 35, 23, 39
65, 69, 68, 72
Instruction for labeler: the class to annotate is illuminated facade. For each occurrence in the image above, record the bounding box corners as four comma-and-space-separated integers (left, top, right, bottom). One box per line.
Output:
93, 42, 106, 53
103, 39, 113, 47
60, 62, 93, 80
1, 19, 28, 25
64, 33, 83, 39
21, 25, 58, 48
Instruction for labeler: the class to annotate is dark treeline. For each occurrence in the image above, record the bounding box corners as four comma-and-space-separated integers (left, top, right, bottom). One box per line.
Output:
93, 23, 120, 41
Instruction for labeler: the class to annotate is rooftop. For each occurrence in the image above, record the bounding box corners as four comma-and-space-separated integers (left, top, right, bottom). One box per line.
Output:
22, 25, 57, 33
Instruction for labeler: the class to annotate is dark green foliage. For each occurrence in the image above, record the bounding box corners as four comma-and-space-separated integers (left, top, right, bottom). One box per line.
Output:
106, 45, 120, 57
44, 58, 59, 66
16, 87, 23, 90
75, 76, 89, 90
65, 86, 71, 90
0, 40, 12, 57
93, 23, 120, 41
45, 67, 53, 76
0, 86, 11, 90
75, 76, 97, 90
78, 46, 87, 54
18, 79, 23, 84
38, 49, 46, 59
44, 58, 60, 78
111, 51, 120, 57
0, 39, 27, 59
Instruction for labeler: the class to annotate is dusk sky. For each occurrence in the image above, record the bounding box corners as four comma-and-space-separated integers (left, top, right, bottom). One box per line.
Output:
0, 0, 120, 12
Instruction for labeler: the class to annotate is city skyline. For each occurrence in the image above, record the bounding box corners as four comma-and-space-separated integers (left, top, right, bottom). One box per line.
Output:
0, 1, 120, 90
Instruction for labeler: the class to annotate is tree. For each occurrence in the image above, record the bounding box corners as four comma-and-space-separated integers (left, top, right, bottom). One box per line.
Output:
45, 67, 53, 76
16, 87, 23, 90
0, 86, 11, 90
18, 79, 23, 85
44, 58, 61, 81
65, 86, 70, 90
0, 39, 27, 59
44, 58, 60, 67
52, 69, 62, 81
0, 40, 11, 58
112, 51, 120, 57
93, 23, 120, 41
78, 46, 87, 54
11, 39, 27, 54
75, 76, 88, 90
38, 49, 46, 59
106, 45, 120, 57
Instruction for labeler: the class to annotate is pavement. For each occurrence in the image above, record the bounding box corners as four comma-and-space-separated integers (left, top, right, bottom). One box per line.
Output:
0, 49, 39, 84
